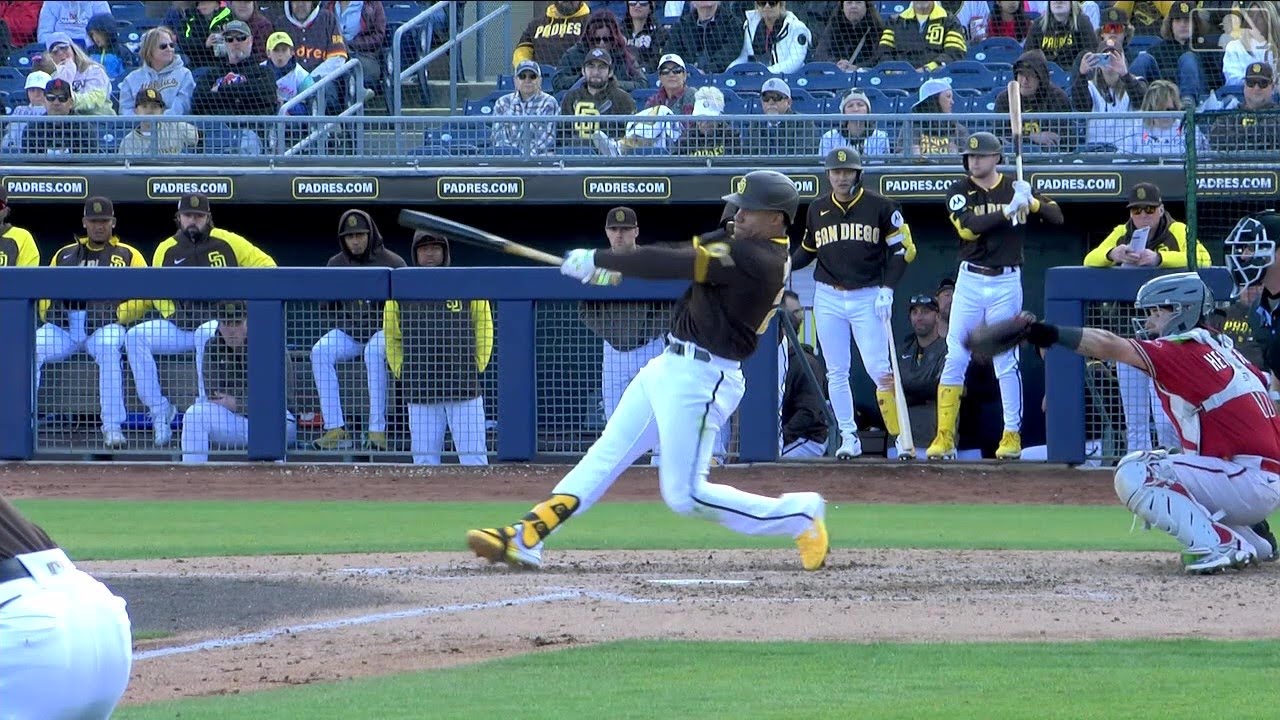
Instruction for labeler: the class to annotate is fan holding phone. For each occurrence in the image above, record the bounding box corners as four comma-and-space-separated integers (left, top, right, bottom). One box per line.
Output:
1070, 37, 1148, 147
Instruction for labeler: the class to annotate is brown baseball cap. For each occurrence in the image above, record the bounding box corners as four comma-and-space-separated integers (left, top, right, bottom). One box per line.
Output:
1101, 6, 1129, 28
178, 193, 211, 215
135, 87, 166, 108
584, 47, 612, 67
1168, 1, 1195, 20
84, 196, 114, 219
1246, 61, 1274, 83
1126, 182, 1162, 208
605, 206, 637, 228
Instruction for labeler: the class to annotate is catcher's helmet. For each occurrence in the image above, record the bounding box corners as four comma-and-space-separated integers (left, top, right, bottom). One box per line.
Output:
722, 170, 800, 225
1133, 272, 1214, 339
961, 131, 1003, 172
823, 146, 863, 171
1224, 210, 1280, 292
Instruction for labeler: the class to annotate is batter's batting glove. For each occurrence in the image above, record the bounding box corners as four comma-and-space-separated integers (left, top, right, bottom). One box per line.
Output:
561, 249, 619, 286
874, 287, 894, 321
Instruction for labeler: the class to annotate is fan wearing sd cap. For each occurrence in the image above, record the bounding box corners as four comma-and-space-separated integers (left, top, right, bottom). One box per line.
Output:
124, 193, 276, 447
792, 146, 917, 459
927, 131, 1063, 461
0, 188, 38, 268
36, 197, 147, 449
312, 210, 406, 451
466, 170, 830, 572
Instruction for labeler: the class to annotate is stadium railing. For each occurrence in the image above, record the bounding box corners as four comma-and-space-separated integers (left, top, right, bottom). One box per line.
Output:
389, 1, 512, 115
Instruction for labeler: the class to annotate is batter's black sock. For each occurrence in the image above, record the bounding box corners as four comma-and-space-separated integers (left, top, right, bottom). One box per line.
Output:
514, 494, 580, 547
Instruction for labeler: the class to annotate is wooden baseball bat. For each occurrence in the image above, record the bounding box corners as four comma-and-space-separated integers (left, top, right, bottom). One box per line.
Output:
884, 316, 915, 460
1007, 79, 1028, 224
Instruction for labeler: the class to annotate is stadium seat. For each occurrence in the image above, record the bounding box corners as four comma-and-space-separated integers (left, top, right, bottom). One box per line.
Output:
878, 1, 908, 16
108, 1, 146, 21
789, 87, 824, 114
973, 87, 1003, 112
969, 37, 1024, 65
986, 62, 1014, 88
496, 74, 514, 92
859, 62, 923, 91
935, 60, 999, 91
9, 43, 43, 71
718, 62, 772, 94
858, 87, 903, 115
789, 62, 856, 96
464, 99, 494, 116
385, 2, 421, 24
1047, 62, 1070, 89
631, 87, 658, 105
1128, 35, 1161, 54
125, 18, 162, 46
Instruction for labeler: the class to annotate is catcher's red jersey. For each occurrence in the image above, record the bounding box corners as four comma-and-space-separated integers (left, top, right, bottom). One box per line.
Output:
1131, 330, 1280, 460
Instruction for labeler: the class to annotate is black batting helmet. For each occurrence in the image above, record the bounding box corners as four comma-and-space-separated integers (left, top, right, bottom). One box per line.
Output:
823, 146, 862, 171
961, 132, 1003, 173
722, 170, 800, 225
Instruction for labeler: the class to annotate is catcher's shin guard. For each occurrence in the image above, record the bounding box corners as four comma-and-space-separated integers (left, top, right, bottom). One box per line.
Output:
926, 384, 963, 459
517, 493, 580, 548
875, 389, 900, 435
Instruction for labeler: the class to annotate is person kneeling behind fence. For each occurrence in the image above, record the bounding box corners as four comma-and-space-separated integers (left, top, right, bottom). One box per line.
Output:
383, 232, 493, 465
181, 303, 297, 463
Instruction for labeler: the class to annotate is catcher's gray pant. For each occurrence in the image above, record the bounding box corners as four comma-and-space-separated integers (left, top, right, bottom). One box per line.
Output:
1116, 360, 1177, 453
310, 329, 388, 433
180, 400, 298, 463
124, 318, 219, 417
35, 319, 127, 434
408, 396, 488, 465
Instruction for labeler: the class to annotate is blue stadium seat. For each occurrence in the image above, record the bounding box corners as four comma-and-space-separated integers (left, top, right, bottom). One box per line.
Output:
936, 60, 999, 91
788, 62, 856, 97
1047, 61, 1070, 88
10, 43, 43, 71
464, 99, 494, 116
496, 74, 514, 92
717, 62, 772, 94
422, 122, 484, 153
856, 87, 902, 115
631, 87, 658, 105
109, 1, 146, 21
1128, 35, 1161, 54
125, 18, 162, 46
973, 87, 1003, 112
986, 62, 1014, 87
877, 1, 907, 17
969, 37, 1024, 65
859, 61, 923, 91
385, 2, 421, 24
789, 87, 824, 114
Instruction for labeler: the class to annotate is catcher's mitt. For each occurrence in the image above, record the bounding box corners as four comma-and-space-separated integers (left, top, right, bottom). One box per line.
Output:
965, 311, 1038, 359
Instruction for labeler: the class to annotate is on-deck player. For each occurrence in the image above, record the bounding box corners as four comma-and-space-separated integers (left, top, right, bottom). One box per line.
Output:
465, 170, 830, 571
928, 131, 1063, 460
1019, 273, 1280, 573
792, 146, 916, 459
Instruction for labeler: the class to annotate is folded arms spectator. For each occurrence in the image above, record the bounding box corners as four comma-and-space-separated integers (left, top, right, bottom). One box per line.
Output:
813, 0, 884, 71
514, 0, 591, 67
745, 77, 816, 155
119, 27, 196, 116
491, 60, 559, 155
878, 0, 965, 72
730, 0, 812, 75
664, 0, 742, 74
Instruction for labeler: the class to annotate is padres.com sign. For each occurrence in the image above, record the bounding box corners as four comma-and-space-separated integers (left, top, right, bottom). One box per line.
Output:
729, 174, 820, 199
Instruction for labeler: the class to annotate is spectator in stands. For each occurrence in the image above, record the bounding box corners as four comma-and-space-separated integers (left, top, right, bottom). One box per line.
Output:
21, 79, 99, 155
1084, 182, 1209, 269
119, 87, 200, 154
987, 0, 1031, 42
1023, 0, 1098, 72
777, 290, 830, 458
645, 53, 697, 114
192, 21, 279, 117
0, 1, 41, 51
558, 47, 636, 149
1129, 1, 1210, 95
903, 76, 965, 156
35, 197, 147, 450
878, 0, 965, 72
664, 0, 741, 74
384, 231, 494, 466
491, 60, 558, 156
264, 31, 314, 115
1110, 0, 1166, 35
1210, 60, 1280, 151
898, 293, 946, 458
935, 275, 954, 337
45, 32, 114, 115
119, 27, 197, 116
672, 85, 740, 155
229, 0, 275, 61
276, 0, 350, 80
813, 0, 883, 71
623, 0, 668, 74
311, 210, 405, 452
1071, 38, 1147, 148
730, 0, 812, 75
126, 194, 275, 447
605, 104, 681, 154
1117, 79, 1207, 155
817, 88, 890, 157
513, 0, 590, 67
1096, 6, 1143, 68
181, 302, 299, 463
552, 9, 646, 92
174, 0, 234, 72
744, 77, 815, 155
996, 49, 1075, 152
85, 13, 137, 84
1223, 1, 1279, 86
325, 0, 386, 86
38, 1, 111, 46
1, 71, 50, 151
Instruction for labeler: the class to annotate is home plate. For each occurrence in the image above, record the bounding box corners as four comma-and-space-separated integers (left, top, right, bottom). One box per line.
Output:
646, 578, 752, 586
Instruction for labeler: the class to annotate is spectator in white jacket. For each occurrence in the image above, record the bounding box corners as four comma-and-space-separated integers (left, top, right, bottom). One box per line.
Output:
43, 31, 114, 115
491, 60, 559, 156
1070, 38, 1146, 147
38, 1, 111, 45
118, 27, 196, 116
817, 89, 891, 157
1223, 3, 1280, 86
1116, 79, 1207, 155
729, 1, 811, 75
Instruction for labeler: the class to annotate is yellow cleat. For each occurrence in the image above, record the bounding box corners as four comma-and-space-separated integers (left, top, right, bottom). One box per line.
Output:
466, 525, 543, 568
995, 431, 1022, 460
313, 427, 349, 450
365, 431, 388, 451
796, 517, 829, 571
926, 429, 957, 460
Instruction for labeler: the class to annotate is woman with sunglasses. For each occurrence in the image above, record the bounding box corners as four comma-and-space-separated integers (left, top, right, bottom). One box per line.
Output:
622, 0, 667, 74
729, 0, 812, 75
118, 26, 196, 116
813, 0, 884, 72
1116, 79, 1207, 155
551, 9, 646, 93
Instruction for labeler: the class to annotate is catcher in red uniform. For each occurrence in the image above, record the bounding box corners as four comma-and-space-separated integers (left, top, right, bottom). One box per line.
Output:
968, 272, 1280, 574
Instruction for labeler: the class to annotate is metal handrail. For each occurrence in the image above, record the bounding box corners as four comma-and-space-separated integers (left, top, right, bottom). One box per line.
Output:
277, 58, 367, 156
390, 1, 448, 117
391, 2, 511, 115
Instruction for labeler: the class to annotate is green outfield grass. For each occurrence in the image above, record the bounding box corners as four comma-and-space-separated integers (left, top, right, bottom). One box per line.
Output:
12, 500, 1182, 560
114, 639, 1280, 720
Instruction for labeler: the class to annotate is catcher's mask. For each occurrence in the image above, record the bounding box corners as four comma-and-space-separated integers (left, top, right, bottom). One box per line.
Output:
1225, 211, 1280, 295
1132, 272, 1214, 339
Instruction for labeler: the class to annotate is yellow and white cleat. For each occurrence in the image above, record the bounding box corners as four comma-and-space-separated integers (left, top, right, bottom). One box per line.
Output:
995, 431, 1022, 460
926, 430, 957, 460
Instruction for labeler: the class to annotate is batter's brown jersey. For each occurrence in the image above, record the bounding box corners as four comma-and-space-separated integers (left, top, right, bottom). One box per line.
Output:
0, 496, 57, 559
798, 189, 915, 290
945, 174, 1062, 267
596, 235, 790, 361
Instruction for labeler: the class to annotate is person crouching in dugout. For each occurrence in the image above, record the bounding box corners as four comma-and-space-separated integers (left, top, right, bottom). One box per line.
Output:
384, 232, 494, 464
181, 302, 298, 462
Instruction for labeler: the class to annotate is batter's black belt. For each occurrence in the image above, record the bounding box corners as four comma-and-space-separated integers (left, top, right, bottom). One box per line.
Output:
963, 262, 1019, 277
0, 556, 33, 583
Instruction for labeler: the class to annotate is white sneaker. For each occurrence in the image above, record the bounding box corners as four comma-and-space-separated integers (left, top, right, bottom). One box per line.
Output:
103, 429, 126, 449
153, 405, 177, 447
835, 434, 862, 460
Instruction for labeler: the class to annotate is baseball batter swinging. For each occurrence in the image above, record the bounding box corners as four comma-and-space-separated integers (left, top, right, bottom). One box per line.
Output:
928, 131, 1063, 460
792, 146, 916, 458
466, 170, 829, 571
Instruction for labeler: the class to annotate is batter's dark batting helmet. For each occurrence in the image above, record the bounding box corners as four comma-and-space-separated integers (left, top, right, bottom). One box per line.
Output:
722, 170, 800, 225
961, 131, 1003, 172
823, 146, 862, 171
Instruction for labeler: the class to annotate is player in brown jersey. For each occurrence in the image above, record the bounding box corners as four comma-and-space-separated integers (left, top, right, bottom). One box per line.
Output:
466, 170, 829, 572
0, 494, 132, 718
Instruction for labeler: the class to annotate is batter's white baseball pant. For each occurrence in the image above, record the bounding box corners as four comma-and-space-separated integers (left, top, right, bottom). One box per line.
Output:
180, 400, 299, 462
812, 283, 890, 441
408, 396, 488, 465
310, 329, 389, 433
602, 337, 664, 419
124, 318, 219, 418
940, 265, 1024, 433
1115, 360, 1178, 452
35, 321, 128, 434
552, 343, 823, 537
0, 548, 132, 720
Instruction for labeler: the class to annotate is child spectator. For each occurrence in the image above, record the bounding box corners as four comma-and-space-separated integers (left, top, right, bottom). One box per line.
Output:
85, 13, 137, 83
263, 31, 314, 114
1, 71, 51, 151
119, 87, 199, 154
